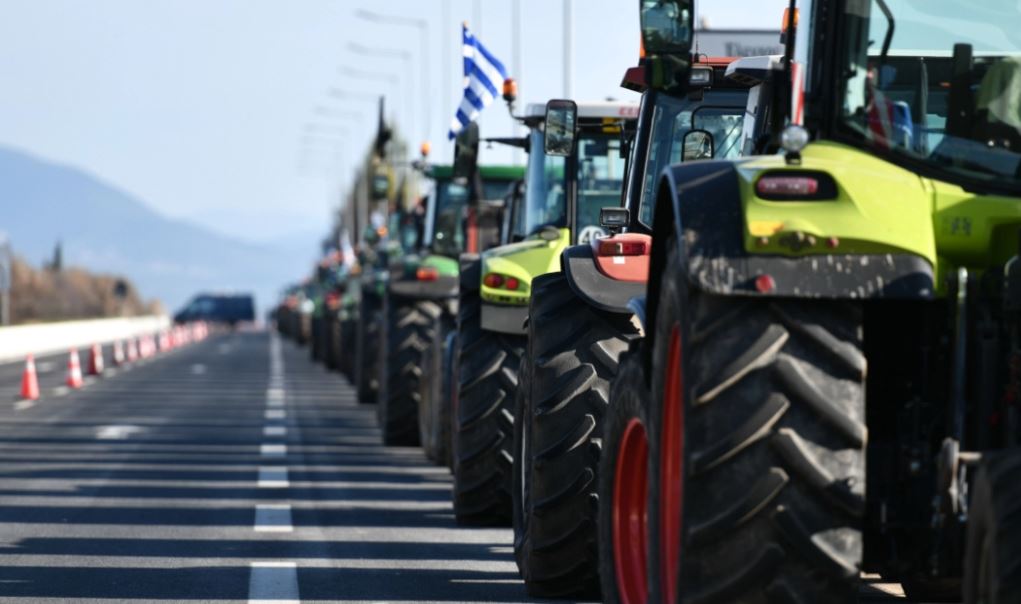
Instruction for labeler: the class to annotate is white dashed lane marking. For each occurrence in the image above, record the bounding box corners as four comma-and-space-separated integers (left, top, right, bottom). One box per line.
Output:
257, 466, 289, 488
265, 409, 286, 420
263, 426, 287, 437
247, 562, 299, 604
254, 504, 293, 533
260, 444, 287, 458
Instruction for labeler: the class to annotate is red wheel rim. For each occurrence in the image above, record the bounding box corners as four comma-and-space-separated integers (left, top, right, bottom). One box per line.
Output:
660, 324, 684, 603
613, 418, 649, 604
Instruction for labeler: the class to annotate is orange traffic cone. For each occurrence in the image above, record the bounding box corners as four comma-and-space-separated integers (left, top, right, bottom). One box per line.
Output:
127, 338, 138, 362
88, 343, 104, 376
20, 355, 39, 400
113, 340, 125, 366
67, 349, 84, 388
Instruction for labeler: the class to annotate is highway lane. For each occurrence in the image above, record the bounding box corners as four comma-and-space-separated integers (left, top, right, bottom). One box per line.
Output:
0, 330, 523, 603
0, 329, 943, 603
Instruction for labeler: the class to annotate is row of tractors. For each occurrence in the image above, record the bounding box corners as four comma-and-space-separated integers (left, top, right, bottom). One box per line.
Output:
279, 0, 1021, 602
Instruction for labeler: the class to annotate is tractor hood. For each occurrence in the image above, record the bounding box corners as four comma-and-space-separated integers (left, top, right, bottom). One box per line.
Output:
479, 228, 570, 305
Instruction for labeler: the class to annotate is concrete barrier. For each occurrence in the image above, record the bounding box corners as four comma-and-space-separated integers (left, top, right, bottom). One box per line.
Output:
0, 316, 171, 364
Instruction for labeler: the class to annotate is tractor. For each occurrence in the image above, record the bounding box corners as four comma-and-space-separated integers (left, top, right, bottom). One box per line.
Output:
600, 1, 1021, 603
512, 54, 784, 598
375, 160, 524, 446
452, 101, 639, 525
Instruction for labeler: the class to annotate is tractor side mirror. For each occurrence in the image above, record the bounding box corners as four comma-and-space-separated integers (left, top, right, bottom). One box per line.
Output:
599, 207, 630, 234
544, 99, 578, 157
682, 129, 715, 161
453, 121, 480, 181
640, 0, 695, 91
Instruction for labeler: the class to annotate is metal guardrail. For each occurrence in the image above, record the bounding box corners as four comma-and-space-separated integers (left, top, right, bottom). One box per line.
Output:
0, 315, 172, 364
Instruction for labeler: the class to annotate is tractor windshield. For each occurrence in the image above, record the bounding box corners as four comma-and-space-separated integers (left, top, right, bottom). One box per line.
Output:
838, 0, 1021, 193
429, 178, 515, 258
524, 128, 627, 243
638, 91, 747, 225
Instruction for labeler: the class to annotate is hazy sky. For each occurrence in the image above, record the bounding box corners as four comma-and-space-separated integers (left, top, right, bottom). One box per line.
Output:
0, 0, 787, 244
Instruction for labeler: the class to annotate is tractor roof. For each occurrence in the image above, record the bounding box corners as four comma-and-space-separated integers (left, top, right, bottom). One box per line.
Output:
725, 55, 785, 87
427, 164, 525, 180
522, 101, 640, 123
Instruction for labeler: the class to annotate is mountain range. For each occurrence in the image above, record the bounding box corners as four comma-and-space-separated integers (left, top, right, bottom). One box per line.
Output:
0, 146, 318, 317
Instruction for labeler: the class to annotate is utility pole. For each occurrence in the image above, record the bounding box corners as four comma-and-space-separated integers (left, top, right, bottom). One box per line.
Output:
443, 0, 452, 143
564, 0, 573, 99
512, 0, 523, 163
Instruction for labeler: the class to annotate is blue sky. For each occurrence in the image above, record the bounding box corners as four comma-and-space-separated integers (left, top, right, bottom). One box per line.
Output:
0, 0, 787, 244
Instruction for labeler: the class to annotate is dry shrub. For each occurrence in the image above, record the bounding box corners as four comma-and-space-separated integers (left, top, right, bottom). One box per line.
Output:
8, 255, 161, 324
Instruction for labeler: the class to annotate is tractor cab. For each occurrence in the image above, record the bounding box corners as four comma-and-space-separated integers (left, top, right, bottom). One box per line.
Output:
474, 101, 639, 334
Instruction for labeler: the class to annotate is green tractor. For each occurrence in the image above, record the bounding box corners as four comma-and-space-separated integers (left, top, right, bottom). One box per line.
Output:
375, 161, 524, 446
511, 54, 783, 597
599, 1, 1021, 603
452, 101, 638, 525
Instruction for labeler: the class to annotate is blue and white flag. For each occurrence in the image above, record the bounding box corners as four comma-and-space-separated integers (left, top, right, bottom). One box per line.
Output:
447, 24, 508, 140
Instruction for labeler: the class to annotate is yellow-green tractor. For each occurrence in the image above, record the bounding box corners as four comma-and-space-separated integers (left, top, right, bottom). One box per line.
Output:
599, 1, 1021, 603
452, 101, 638, 524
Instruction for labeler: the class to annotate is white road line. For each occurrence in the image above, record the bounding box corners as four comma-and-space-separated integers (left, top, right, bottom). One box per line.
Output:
263, 426, 287, 437
254, 504, 293, 532
53, 386, 69, 397
13, 399, 36, 411
265, 409, 286, 420
260, 444, 287, 458
248, 561, 299, 604
257, 467, 289, 488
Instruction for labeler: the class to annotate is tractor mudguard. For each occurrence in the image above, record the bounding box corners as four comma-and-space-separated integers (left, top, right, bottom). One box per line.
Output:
388, 276, 458, 302
481, 303, 528, 334
561, 244, 647, 314
653, 161, 936, 301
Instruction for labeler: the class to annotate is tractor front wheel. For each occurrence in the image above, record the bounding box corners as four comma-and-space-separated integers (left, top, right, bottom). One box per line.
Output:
598, 348, 652, 604
513, 272, 637, 598
964, 449, 1021, 604
648, 239, 866, 603
453, 257, 521, 525
377, 297, 437, 446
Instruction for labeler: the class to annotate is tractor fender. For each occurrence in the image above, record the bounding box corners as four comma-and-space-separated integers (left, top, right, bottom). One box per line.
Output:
560, 244, 648, 315
650, 160, 935, 302
388, 276, 458, 302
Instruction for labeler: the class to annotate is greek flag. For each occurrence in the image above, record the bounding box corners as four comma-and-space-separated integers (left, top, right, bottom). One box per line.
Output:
447, 24, 508, 140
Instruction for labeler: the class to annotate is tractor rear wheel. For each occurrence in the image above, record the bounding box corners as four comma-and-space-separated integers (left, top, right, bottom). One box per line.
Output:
339, 318, 355, 380
354, 294, 381, 404
964, 449, 1021, 604
420, 311, 456, 464
513, 272, 638, 598
598, 348, 651, 604
377, 297, 437, 446
648, 239, 866, 603
453, 256, 522, 525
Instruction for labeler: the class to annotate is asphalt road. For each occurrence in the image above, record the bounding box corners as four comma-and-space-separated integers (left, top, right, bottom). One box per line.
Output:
0, 330, 949, 603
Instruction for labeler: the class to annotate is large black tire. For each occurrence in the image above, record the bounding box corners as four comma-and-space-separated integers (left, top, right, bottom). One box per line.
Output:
355, 293, 381, 404
310, 316, 323, 361
453, 256, 523, 525
419, 310, 456, 465
376, 296, 437, 446
322, 313, 339, 371
598, 347, 652, 604
513, 272, 639, 598
339, 318, 356, 380
964, 449, 1021, 604
647, 239, 866, 603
